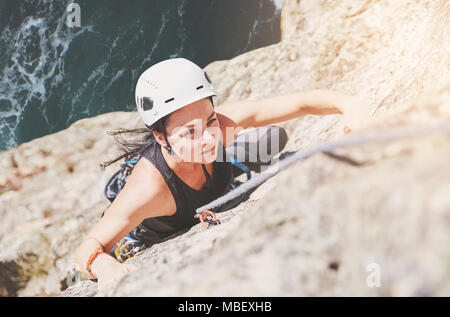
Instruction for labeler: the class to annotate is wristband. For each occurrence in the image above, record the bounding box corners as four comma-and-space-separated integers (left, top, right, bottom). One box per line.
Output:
86, 246, 106, 279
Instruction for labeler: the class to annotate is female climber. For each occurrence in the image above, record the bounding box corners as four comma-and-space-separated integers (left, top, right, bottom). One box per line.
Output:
74, 57, 371, 292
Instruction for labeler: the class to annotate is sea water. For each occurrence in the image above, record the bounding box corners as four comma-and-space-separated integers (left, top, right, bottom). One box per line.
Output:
0, 0, 283, 150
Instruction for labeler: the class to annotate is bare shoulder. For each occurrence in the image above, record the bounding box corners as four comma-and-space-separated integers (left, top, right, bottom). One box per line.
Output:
108, 156, 177, 220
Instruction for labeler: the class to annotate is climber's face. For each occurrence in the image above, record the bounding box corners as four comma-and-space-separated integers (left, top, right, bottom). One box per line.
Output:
155, 97, 221, 163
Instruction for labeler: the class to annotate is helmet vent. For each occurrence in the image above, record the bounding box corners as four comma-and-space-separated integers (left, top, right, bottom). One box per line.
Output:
196, 85, 204, 90
165, 98, 175, 103
142, 97, 154, 111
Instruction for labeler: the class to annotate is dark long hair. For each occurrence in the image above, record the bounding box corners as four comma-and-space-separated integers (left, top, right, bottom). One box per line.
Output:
100, 96, 214, 170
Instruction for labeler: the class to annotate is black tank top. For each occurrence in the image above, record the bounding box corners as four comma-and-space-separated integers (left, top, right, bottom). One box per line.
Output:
136, 138, 233, 238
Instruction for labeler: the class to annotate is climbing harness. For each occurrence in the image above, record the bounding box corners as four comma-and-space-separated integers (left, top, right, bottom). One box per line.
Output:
195, 121, 450, 225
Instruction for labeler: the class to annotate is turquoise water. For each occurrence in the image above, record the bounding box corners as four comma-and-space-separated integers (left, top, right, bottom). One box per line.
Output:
0, 0, 283, 151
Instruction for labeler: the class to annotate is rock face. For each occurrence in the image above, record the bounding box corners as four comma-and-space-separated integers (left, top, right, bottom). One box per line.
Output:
0, 0, 449, 296
0, 112, 143, 296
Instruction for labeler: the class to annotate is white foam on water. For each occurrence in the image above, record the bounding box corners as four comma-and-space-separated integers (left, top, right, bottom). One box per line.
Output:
0, 0, 93, 149
138, 8, 170, 71
239, 0, 284, 54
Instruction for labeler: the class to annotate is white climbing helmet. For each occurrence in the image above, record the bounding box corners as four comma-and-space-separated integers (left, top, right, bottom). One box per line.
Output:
135, 58, 216, 127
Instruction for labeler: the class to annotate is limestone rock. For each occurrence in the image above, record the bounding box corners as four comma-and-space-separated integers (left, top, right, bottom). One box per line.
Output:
61, 84, 450, 297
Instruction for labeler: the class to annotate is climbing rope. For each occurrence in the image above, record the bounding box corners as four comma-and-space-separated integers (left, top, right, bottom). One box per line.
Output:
195, 120, 450, 218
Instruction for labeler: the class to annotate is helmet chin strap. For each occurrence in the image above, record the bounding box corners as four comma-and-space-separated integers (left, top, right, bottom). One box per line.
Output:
161, 120, 176, 156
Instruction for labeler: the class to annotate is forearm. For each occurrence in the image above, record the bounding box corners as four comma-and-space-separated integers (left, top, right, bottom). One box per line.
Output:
255, 89, 348, 125
295, 89, 348, 116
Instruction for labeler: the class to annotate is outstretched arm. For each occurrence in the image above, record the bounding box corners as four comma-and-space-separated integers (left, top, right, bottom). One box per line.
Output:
217, 89, 372, 136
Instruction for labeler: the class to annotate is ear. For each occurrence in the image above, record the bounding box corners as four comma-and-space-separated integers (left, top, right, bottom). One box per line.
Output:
152, 130, 167, 147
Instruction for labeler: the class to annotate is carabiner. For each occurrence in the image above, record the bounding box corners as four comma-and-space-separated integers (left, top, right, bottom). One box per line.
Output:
198, 210, 221, 229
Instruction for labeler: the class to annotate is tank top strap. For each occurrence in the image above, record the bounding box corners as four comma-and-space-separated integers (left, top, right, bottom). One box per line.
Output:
201, 164, 211, 187
141, 139, 173, 181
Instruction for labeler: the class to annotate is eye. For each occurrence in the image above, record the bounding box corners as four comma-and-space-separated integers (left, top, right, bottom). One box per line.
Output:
183, 128, 195, 137
182, 118, 217, 137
